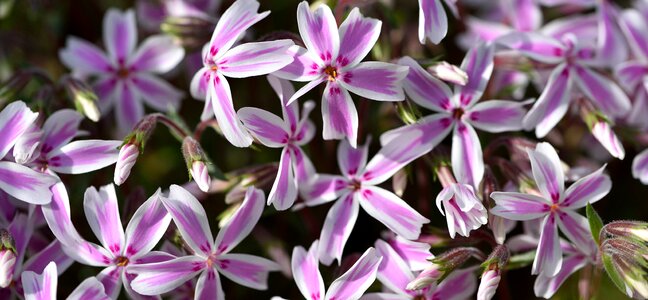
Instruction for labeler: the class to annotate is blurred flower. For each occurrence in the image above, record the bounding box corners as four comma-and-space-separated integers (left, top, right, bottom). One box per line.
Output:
633, 149, 648, 185
436, 183, 488, 238
61, 76, 101, 122
0, 71, 32, 106
427, 61, 468, 86
137, 0, 220, 32
20, 261, 110, 300
418, 0, 457, 44
407, 263, 443, 290
274, 1, 408, 148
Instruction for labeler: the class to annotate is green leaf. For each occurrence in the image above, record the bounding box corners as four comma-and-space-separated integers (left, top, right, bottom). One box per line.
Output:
586, 203, 604, 245
602, 254, 627, 295
506, 251, 536, 270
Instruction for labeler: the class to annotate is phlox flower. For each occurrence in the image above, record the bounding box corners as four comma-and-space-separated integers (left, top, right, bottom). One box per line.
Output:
137, 0, 221, 31
130, 186, 280, 298
21, 261, 110, 300
436, 183, 488, 238
304, 138, 430, 265
238, 75, 316, 210
490, 142, 609, 276
274, 1, 408, 148
190, 0, 295, 147
59, 9, 186, 134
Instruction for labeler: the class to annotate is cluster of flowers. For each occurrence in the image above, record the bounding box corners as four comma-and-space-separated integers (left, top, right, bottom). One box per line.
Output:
1, 0, 648, 299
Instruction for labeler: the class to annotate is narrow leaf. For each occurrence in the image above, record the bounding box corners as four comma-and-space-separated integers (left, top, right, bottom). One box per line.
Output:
586, 202, 604, 245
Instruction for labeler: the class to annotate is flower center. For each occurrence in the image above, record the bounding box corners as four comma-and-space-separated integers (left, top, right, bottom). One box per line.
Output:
452, 108, 464, 120
117, 67, 130, 78
349, 179, 362, 191
324, 65, 338, 81
211, 65, 218, 71
115, 256, 129, 267
550, 203, 560, 212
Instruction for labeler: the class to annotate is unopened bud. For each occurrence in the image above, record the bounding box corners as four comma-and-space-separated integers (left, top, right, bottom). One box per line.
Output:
428, 61, 468, 86
161, 16, 215, 49
114, 144, 139, 185
191, 161, 211, 193
182, 137, 210, 192
62, 76, 101, 122
603, 220, 648, 243
408, 247, 484, 290
0, 229, 16, 288
407, 263, 443, 290
0, 72, 31, 105
580, 99, 625, 159
477, 269, 501, 300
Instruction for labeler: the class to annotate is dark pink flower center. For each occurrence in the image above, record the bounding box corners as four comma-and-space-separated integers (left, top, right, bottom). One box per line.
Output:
115, 256, 129, 267
452, 108, 464, 120
324, 65, 338, 81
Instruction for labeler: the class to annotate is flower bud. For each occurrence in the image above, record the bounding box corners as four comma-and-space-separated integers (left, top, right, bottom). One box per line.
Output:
0, 72, 31, 105
580, 99, 625, 159
114, 143, 139, 185
182, 137, 210, 192
406, 263, 443, 290
601, 237, 648, 299
61, 76, 101, 122
603, 220, 648, 243
477, 269, 500, 300
161, 16, 215, 49
427, 61, 468, 86
191, 161, 211, 193
408, 247, 484, 290
0, 229, 16, 288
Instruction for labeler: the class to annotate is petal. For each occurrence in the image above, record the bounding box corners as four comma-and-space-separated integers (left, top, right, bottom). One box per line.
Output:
590, 121, 625, 159
0, 162, 56, 205
358, 186, 429, 240
508, 0, 542, 31
321, 83, 358, 147
46, 140, 121, 174
432, 268, 478, 300
398, 56, 453, 112
59, 37, 112, 75
208, 74, 253, 147
268, 147, 298, 211
418, 0, 448, 44
93, 76, 119, 111
523, 64, 572, 138
218, 40, 295, 78
114, 80, 144, 135
67, 277, 110, 300
216, 253, 279, 290
455, 43, 494, 106
388, 236, 431, 272
195, 269, 224, 300
267, 75, 299, 130
613, 61, 648, 92
619, 9, 648, 60
633, 148, 648, 185
41, 109, 83, 155
205, 0, 269, 59
374, 240, 414, 296
337, 8, 381, 67
237, 107, 289, 147
129, 256, 205, 295
303, 174, 348, 206
274, 45, 324, 82
292, 241, 325, 300
527, 142, 564, 203
595, 1, 627, 65
129, 35, 185, 73
361, 293, 409, 300
164, 185, 214, 256
124, 189, 172, 259
338, 138, 369, 178
214, 187, 265, 254
21, 261, 57, 300
496, 32, 566, 64
532, 214, 562, 276
561, 166, 611, 208
12, 125, 42, 165
103, 9, 137, 64
96, 266, 123, 299
451, 122, 484, 187
490, 192, 551, 220
572, 64, 631, 117
556, 210, 597, 256
190, 67, 211, 100
297, 1, 339, 64
318, 193, 359, 265
131, 74, 183, 112
288, 145, 316, 185
379, 113, 453, 150
23, 241, 74, 275
83, 184, 125, 256
338, 62, 408, 101
325, 247, 382, 300
0, 101, 39, 159
534, 255, 587, 299
466, 100, 526, 133
289, 77, 326, 104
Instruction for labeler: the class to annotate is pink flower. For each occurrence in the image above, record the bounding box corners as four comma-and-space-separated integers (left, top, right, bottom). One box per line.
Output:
114, 144, 139, 186
477, 269, 500, 300
190, 0, 295, 147
21, 261, 111, 300
436, 184, 488, 238
490, 142, 609, 276
632, 149, 648, 185
418, 0, 458, 44
137, 0, 221, 31
274, 1, 408, 148
129, 186, 280, 298
59, 9, 186, 135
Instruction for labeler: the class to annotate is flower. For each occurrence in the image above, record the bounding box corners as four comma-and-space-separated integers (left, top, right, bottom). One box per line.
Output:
477, 269, 500, 300
114, 144, 139, 186
129, 185, 280, 298
21, 261, 110, 300
418, 0, 457, 44
304, 138, 430, 265
59, 9, 186, 135
632, 148, 648, 185
274, 1, 408, 148
190, 0, 295, 147
0, 229, 16, 288
436, 184, 488, 238
182, 136, 212, 192
41, 183, 173, 298
238, 75, 316, 210
137, 0, 221, 31
289, 241, 382, 300
384, 43, 527, 188
490, 142, 610, 276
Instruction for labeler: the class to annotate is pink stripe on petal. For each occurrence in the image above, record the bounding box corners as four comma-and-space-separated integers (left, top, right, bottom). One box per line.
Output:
304, 174, 348, 206
206, 0, 269, 60
379, 114, 453, 149
103, 9, 137, 64
418, 0, 448, 44
124, 190, 172, 259
129, 256, 206, 296
496, 32, 566, 64
218, 40, 295, 78
24, 241, 74, 275
432, 268, 478, 300
268, 147, 298, 211
556, 210, 597, 256
21, 261, 57, 300
46, 140, 121, 174
129, 35, 185, 74
165, 185, 215, 256
238, 107, 290, 148
318, 193, 359, 266
572, 64, 631, 117
208, 74, 253, 147
614, 61, 648, 92
274, 46, 324, 82
267, 75, 299, 129
59, 37, 112, 75
339, 62, 408, 101
358, 186, 429, 240
374, 240, 414, 296
562, 166, 611, 208
322, 83, 358, 147
0, 162, 56, 205
338, 8, 381, 67
0, 101, 39, 159
534, 254, 588, 299
633, 149, 648, 185
532, 214, 562, 276
398, 56, 453, 112
214, 187, 265, 254
190, 67, 212, 100
388, 236, 431, 271
115, 81, 144, 136
296, 2, 339, 65
131, 74, 183, 112
67, 277, 110, 300
467, 100, 526, 133
595, 1, 627, 64
195, 268, 224, 300
620, 10, 648, 60
325, 247, 382, 300
292, 242, 325, 300
527, 142, 564, 203
41, 109, 83, 155
490, 192, 551, 220
96, 265, 122, 299
216, 253, 279, 290
451, 121, 484, 188
338, 138, 369, 178
289, 145, 316, 186
456, 43, 494, 106
523, 64, 572, 138
83, 184, 125, 256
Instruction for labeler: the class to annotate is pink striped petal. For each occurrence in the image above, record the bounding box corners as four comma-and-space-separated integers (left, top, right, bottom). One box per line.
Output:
467, 100, 526, 133
23, 241, 74, 275
562, 166, 611, 208
124, 189, 172, 259
292, 241, 325, 300
103, 9, 137, 64
214, 187, 265, 254
318, 193, 359, 266
339, 62, 408, 101
131, 74, 183, 112
114, 80, 144, 135
322, 83, 358, 147
12, 124, 42, 165
614, 61, 648, 92
83, 184, 125, 256
508, 0, 541, 31
398, 56, 453, 112
595, 1, 627, 65
374, 240, 414, 296
0, 162, 56, 205
523, 64, 572, 138
534, 254, 587, 298
629, 88, 648, 130
68, 277, 110, 300
46, 140, 121, 174
379, 113, 453, 150
325, 247, 382, 300
527, 142, 564, 203
358, 186, 429, 240
164, 185, 214, 256
532, 214, 562, 276
572, 64, 631, 117
21, 261, 57, 300
218, 40, 295, 78
590, 120, 626, 159
338, 138, 369, 178
303, 174, 348, 206
129, 256, 205, 295
556, 210, 596, 256
490, 192, 551, 220
0, 101, 39, 159
289, 77, 326, 104
41, 109, 83, 155
97, 266, 122, 299
455, 44, 494, 107
130, 35, 185, 73
496, 32, 566, 64
296, 1, 339, 65
195, 269, 224, 300
288, 145, 316, 185
388, 236, 431, 271
208, 73, 253, 147
59, 37, 112, 75
620, 10, 648, 60
633, 149, 648, 185
190, 67, 212, 100
337, 8, 381, 67
451, 121, 483, 187
216, 254, 279, 290
431, 268, 477, 300
418, 0, 448, 44
274, 46, 324, 82
237, 107, 290, 148
93, 76, 119, 111
267, 75, 299, 130
205, 0, 269, 60
268, 147, 298, 211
